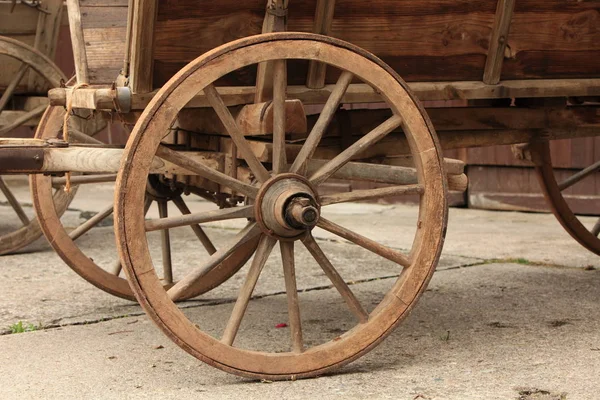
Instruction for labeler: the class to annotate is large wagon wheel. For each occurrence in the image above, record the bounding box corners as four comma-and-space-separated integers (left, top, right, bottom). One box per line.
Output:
116, 33, 447, 379
0, 35, 69, 255
30, 106, 257, 301
531, 140, 600, 256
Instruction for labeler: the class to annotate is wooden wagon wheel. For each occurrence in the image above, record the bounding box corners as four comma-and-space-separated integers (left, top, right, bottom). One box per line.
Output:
116, 33, 447, 379
0, 35, 69, 255
530, 140, 600, 256
30, 106, 257, 301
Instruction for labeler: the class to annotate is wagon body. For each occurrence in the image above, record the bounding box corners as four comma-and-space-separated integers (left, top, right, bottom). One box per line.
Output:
75, 1, 600, 95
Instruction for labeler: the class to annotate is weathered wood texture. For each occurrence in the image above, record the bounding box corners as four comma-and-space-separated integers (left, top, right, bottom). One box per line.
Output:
467, 163, 600, 215
79, 0, 128, 83
151, 0, 600, 88
502, 1, 600, 80
152, 0, 498, 88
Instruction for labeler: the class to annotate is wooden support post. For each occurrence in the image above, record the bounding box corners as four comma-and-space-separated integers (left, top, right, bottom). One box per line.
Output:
66, 0, 89, 84
129, 0, 157, 93
306, 0, 336, 89
483, 0, 516, 85
122, 0, 136, 79
254, 0, 289, 103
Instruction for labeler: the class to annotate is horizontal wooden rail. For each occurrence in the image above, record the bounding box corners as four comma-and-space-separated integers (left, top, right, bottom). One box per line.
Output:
49, 79, 600, 111
0, 142, 466, 190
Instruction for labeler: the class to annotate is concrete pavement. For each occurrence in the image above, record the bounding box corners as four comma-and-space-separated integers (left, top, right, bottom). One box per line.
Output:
0, 178, 598, 399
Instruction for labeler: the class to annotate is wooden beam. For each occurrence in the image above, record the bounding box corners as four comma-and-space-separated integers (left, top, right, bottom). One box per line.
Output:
483, 0, 516, 85
129, 0, 157, 93
306, 0, 336, 89
50, 79, 600, 111
254, 0, 289, 103
0, 145, 223, 175
66, 0, 89, 84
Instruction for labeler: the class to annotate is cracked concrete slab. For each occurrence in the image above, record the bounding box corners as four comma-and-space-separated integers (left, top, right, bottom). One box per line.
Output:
1, 264, 599, 399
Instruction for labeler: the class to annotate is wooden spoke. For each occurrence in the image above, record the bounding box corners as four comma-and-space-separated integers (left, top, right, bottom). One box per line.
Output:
221, 235, 277, 346
167, 223, 261, 301
203, 84, 270, 182
280, 241, 303, 353
158, 200, 173, 284
272, 59, 288, 174
309, 114, 403, 185
172, 196, 217, 255
69, 203, 114, 241
0, 63, 29, 113
290, 71, 354, 174
145, 204, 253, 232
317, 217, 411, 267
320, 184, 424, 206
558, 159, 600, 191
0, 104, 47, 136
52, 174, 117, 187
302, 234, 368, 323
0, 177, 30, 225
532, 140, 600, 256
592, 218, 600, 237
156, 145, 258, 198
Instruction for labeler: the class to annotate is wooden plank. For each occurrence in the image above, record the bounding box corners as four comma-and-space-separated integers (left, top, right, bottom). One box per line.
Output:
306, 0, 336, 89
129, 0, 157, 93
483, 0, 515, 85
130, 79, 600, 110
503, 1, 600, 79
82, 26, 127, 83
152, 0, 496, 87
66, 0, 90, 84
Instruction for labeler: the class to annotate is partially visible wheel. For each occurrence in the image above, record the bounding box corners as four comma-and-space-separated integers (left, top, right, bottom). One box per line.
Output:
0, 35, 68, 255
116, 33, 448, 379
31, 106, 257, 301
531, 139, 600, 256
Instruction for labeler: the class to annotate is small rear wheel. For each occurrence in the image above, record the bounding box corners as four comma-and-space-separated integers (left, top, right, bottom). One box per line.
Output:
531, 140, 600, 256
31, 106, 256, 301
0, 36, 68, 255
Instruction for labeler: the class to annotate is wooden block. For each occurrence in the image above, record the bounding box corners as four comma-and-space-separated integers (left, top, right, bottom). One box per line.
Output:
235, 99, 307, 136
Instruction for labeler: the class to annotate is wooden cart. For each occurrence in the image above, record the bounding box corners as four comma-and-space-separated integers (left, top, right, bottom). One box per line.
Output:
1, 0, 600, 379
0, 0, 71, 254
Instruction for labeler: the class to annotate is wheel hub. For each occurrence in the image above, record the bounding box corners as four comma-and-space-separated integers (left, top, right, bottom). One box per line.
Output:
255, 174, 320, 239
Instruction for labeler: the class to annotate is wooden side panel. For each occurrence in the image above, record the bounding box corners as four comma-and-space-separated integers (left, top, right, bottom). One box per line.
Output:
152, 0, 497, 88
80, 0, 128, 84
467, 165, 600, 215
502, 0, 600, 79
0, 2, 62, 93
